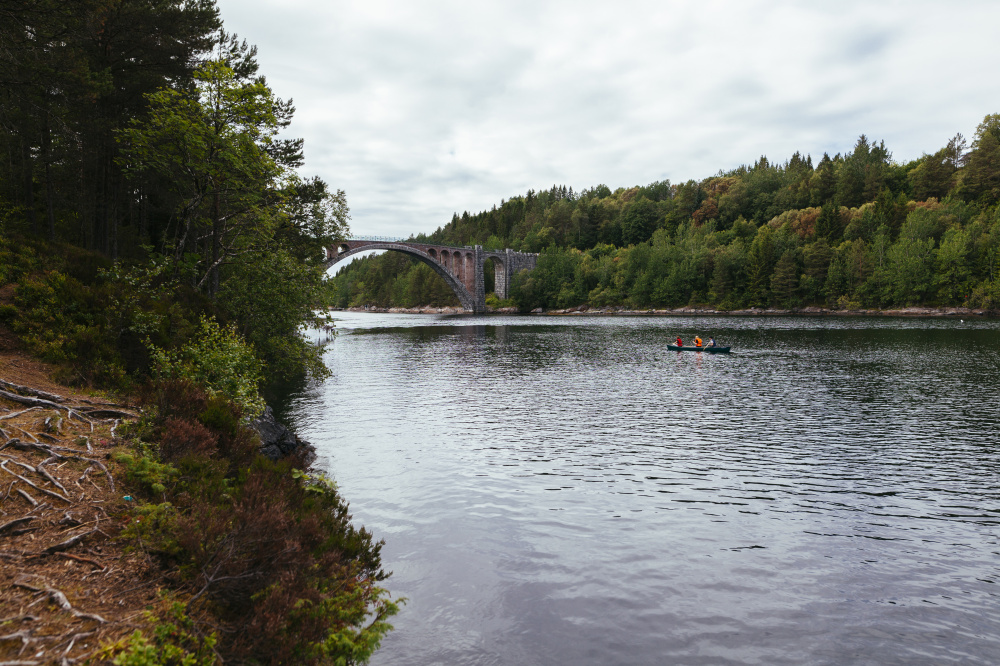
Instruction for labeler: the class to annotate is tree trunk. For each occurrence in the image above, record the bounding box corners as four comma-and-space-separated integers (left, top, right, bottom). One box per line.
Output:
42, 117, 55, 241
210, 190, 221, 296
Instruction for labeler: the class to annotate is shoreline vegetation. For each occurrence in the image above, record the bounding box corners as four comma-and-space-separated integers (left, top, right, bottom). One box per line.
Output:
1, 1, 398, 663
337, 305, 995, 318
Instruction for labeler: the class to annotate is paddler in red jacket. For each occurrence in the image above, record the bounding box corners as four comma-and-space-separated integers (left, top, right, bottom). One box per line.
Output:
675, 336, 683, 347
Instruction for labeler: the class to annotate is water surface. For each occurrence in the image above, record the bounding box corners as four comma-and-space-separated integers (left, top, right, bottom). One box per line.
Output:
285, 313, 1000, 665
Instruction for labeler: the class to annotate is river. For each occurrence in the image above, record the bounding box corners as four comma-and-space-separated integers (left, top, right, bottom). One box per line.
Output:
282, 313, 1000, 665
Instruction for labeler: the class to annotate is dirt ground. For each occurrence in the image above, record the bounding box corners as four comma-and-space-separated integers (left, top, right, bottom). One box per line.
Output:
0, 351, 162, 665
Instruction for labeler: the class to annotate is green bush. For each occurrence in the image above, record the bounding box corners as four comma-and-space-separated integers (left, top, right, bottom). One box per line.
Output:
110, 602, 218, 666
149, 316, 266, 419
116, 381, 399, 665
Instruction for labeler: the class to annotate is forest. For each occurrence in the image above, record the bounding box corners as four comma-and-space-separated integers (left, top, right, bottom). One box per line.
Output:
1, 2, 399, 664
1, 0, 347, 383
330, 122, 1000, 312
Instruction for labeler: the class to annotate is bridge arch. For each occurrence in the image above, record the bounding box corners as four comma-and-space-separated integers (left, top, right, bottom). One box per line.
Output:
325, 242, 476, 310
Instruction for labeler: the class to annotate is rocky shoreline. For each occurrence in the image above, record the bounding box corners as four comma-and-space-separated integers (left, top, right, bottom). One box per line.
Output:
252, 405, 315, 462
338, 305, 996, 318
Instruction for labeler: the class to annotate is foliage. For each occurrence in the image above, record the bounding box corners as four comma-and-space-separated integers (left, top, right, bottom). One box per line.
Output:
113, 380, 399, 665
333, 116, 1000, 313
149, 316, 266, 418
109, 602, 218, 666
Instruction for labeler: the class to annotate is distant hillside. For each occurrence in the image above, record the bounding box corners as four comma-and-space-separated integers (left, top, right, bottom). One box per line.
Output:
329, 120, 1000, 311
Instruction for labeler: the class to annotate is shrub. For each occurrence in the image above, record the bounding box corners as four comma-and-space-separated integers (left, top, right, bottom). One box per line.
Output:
109, 602, 218, 666
149, 316, 266, 418
118, 381, 399, 664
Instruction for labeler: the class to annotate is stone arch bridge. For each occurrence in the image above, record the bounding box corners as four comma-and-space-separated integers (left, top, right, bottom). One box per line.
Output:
323, 238, 538, 313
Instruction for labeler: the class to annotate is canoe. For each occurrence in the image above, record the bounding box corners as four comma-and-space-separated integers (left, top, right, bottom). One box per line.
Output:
667, 344, 730, 353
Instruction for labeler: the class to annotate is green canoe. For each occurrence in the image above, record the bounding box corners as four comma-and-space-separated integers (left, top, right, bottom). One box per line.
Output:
667, 344, 730, 353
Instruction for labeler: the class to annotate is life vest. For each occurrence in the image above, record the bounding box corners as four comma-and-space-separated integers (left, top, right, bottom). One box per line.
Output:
694, 337, 702, 347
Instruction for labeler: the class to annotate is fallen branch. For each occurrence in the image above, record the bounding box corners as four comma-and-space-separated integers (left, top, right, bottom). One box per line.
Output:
55, 552, 105, 570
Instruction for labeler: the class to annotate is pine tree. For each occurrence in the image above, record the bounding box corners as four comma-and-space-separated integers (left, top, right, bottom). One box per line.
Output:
770, 249, 800, 306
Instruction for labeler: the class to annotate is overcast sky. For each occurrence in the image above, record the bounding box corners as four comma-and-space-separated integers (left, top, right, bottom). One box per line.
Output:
214, 0, 1000, 239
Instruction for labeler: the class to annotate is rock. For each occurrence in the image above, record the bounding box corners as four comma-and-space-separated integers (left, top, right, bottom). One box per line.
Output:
252, 406, 307, 461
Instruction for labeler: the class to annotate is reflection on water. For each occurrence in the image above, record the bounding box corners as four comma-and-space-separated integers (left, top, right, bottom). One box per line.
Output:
286, 313, 1000, 665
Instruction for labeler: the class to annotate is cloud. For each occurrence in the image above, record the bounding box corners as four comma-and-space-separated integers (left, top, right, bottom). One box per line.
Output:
215, 0, 1000, 238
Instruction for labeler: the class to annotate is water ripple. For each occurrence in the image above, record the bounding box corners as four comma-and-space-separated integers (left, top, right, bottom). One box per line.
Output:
288, 313, 1000, 665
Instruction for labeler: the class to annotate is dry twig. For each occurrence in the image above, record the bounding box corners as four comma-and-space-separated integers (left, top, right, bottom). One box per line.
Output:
54, 552, 105, 570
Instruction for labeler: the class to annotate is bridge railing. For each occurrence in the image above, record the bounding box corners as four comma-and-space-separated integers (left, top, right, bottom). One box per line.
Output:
346, 235, 406, 243
345, 236, 475, 250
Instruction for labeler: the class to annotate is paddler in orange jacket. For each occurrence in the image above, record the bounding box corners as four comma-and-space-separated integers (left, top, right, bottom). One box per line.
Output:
694, 335, 703, 347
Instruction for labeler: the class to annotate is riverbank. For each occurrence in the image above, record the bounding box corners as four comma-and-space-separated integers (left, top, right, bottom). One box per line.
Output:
338, 305, 996, 317
0, 351, 150, 663
0, 346, 397, 664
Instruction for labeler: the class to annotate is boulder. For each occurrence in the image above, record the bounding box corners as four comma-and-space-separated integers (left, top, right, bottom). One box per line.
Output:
252, 406, 306, 460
